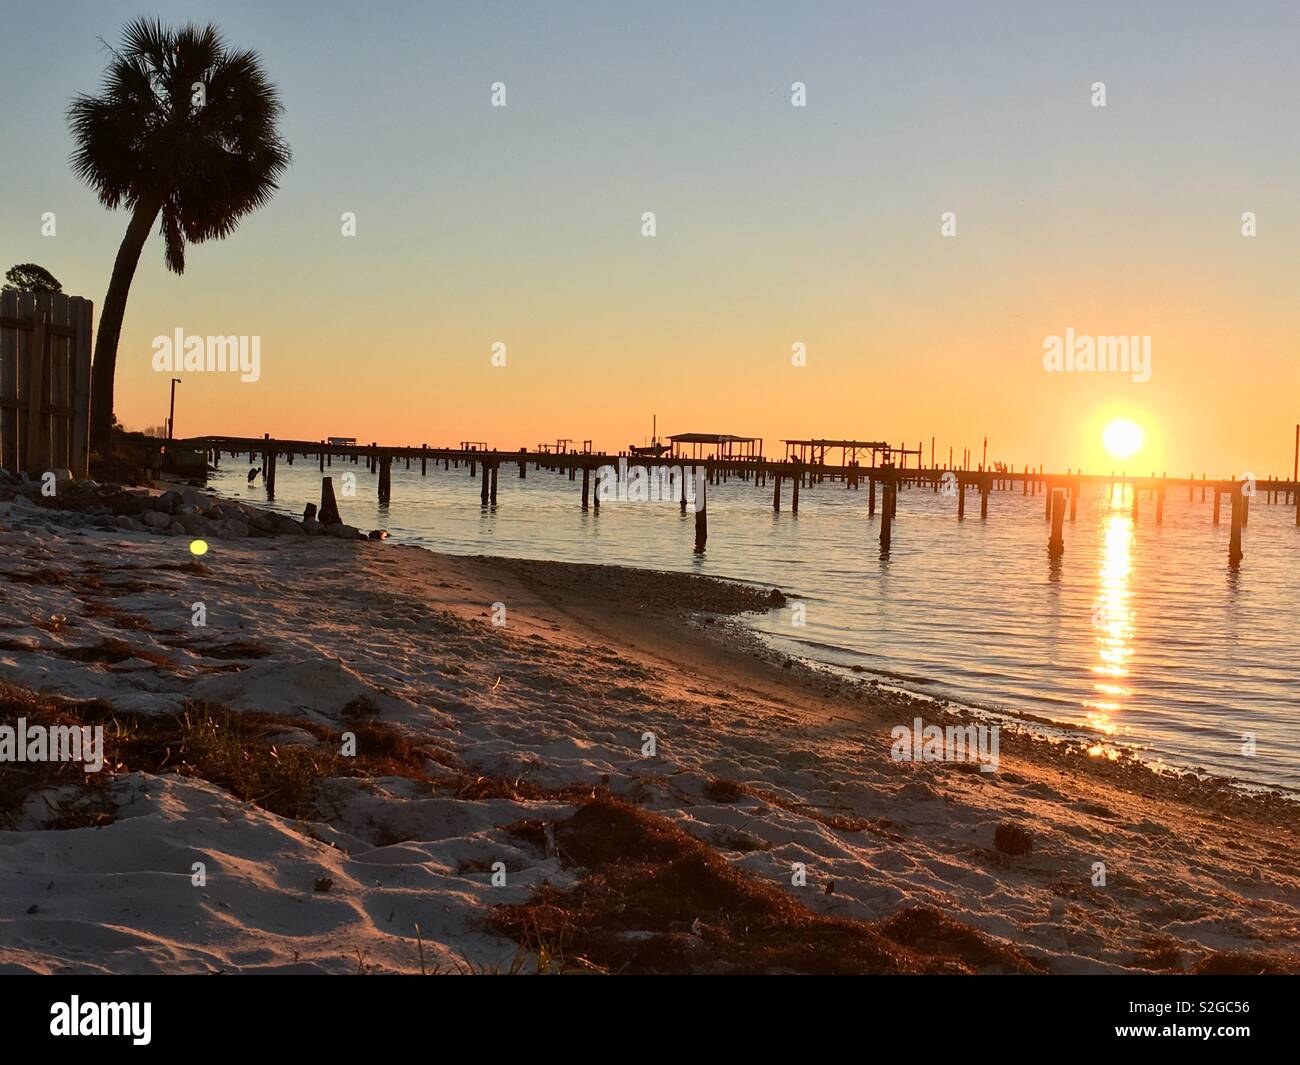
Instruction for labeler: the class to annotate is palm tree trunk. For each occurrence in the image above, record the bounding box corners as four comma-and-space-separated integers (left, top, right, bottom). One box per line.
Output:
89, 199, 161, 456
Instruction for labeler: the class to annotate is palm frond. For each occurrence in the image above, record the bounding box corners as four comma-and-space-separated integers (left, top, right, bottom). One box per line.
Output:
67, 18, 290, 272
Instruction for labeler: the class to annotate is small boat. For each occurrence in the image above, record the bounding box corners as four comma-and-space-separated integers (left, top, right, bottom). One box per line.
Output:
630, 415, 670, 456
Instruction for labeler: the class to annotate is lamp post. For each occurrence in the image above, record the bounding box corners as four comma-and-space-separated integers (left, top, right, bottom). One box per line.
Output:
168, 378, 181, 440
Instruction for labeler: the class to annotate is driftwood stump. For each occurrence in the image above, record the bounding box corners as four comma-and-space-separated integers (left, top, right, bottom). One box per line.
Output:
319, 478, 341, 525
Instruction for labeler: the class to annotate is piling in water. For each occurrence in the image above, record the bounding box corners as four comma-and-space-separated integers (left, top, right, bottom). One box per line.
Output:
1048, 488, 1066, 557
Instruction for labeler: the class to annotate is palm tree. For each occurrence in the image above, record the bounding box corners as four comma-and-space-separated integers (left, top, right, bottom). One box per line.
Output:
68, 18, 290, 455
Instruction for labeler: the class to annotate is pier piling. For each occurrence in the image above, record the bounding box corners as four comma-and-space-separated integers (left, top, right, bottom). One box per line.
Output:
694, 469, 707, 553
1229, 486, 1244, 567
377, 451, 392, 504
1048, 489, 1066, 557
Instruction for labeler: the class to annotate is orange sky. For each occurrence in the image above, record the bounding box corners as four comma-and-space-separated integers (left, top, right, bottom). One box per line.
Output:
4, 2, 1298, 477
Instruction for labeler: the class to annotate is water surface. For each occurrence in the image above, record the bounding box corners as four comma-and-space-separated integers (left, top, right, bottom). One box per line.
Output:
209, 458, 1299, 789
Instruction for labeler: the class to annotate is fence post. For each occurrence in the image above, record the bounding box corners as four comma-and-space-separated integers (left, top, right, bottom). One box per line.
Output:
24, 312, 47, 477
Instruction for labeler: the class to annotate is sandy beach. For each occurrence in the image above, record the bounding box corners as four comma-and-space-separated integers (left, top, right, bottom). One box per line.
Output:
1, 483, 1297, 975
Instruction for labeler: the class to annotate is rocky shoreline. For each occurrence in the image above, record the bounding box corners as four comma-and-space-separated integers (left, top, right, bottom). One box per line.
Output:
0, 469, 372, 542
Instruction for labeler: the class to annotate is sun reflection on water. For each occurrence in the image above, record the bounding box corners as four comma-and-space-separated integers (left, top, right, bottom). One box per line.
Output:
1087, 485, 1136, 742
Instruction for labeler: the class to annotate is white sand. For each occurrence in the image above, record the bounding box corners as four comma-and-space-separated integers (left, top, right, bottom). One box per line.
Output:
1, 497, 1296, 974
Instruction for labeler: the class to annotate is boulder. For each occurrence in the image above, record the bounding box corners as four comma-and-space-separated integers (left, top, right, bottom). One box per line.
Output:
142, 510, 172, 529
179, 514, 214, 535
326, 523, 365, 540
273, 515, 308, 536
245, 508, 278, 533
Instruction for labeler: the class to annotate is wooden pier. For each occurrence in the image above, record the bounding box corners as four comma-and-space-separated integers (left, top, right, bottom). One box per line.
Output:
182, 433, 1300, 569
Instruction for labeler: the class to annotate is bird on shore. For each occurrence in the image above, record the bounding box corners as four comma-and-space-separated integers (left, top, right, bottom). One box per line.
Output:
247, 466, 261, 484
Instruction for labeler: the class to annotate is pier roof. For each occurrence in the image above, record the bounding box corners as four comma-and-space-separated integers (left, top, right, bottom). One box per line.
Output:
668, 432, 759, 443
781, 438, 891, 449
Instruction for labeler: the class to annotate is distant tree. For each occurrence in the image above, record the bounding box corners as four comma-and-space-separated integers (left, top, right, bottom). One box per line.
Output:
68, 17, 290, 454
3, 263, 63, 293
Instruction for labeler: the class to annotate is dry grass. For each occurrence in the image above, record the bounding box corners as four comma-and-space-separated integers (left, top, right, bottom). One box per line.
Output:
189, 639, 272, 660
490, 795, 1043, 974
80, 602, 150, 631
703, 776, 743, 802
0, 682, 438, 828
1191, 950, 1297, 975
53, 637, 176, 668
6, 568, 72, 587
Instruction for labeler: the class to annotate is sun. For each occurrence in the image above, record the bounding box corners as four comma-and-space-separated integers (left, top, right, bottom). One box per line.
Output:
1102, 418, 1145, 461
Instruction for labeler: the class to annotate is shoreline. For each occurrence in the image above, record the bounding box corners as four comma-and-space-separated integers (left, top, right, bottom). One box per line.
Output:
207, 464, 1300, 796
1, 479, 1297, 973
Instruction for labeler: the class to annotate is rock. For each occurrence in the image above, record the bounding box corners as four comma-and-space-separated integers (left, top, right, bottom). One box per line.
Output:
167, 521, 187, 536
180, 486, 211, 507
113, 514, 144, 532
302, 518, 325, 536
156, 490, 183, 511
142, 511, 172, 529
175, 503, 202, 517
179, 514, 214, 535
216, 518, 250, 539
326, 523, 364, 540
246, 508, 278, 533
273, 515, 307, 536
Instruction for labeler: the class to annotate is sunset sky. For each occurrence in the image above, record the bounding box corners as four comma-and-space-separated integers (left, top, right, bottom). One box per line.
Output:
2, 0, 1297, 475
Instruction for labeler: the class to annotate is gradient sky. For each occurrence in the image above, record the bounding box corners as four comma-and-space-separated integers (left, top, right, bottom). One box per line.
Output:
2, 0, 1298, 474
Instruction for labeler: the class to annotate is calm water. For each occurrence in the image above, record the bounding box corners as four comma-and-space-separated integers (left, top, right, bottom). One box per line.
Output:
210, 458, 1300, 790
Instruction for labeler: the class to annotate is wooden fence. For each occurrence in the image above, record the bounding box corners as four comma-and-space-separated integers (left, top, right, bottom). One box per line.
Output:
0, 290, 93, 478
